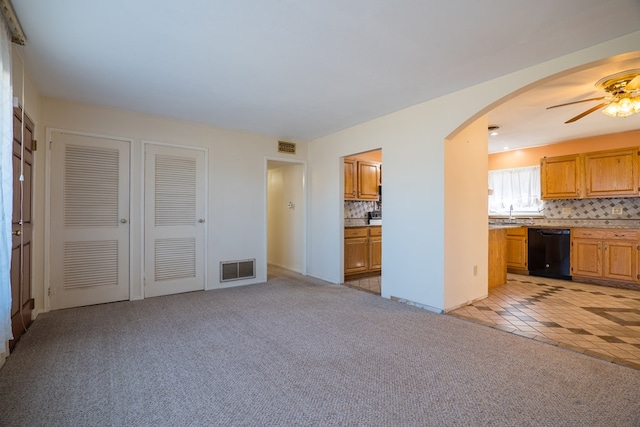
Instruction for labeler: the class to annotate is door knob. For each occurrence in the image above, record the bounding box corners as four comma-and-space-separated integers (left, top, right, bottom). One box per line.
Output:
12, 229, 22, 236
198, 219, 205, 223
120, 219, 128, 224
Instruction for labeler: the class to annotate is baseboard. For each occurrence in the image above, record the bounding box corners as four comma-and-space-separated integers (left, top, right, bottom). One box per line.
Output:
390, 296, 443, 314
32, 308, 48, 320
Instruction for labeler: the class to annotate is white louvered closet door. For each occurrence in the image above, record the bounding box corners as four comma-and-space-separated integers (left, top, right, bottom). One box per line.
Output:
50, 132, 130, 310
144, 144, 205, 298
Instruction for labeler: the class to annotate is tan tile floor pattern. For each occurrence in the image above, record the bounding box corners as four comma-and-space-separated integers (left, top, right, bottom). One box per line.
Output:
449, 274, 640, 369
344, 275, 381, 295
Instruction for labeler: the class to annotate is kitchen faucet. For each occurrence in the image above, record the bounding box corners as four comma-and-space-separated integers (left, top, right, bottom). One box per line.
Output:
509, 204, 513, 222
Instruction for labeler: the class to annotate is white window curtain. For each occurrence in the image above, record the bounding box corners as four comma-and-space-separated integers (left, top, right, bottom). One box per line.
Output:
0, 15, 13, 345
488, 165, 542, 215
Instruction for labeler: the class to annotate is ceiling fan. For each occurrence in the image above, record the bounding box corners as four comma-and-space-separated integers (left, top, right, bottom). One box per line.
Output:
546, 69, 640, 123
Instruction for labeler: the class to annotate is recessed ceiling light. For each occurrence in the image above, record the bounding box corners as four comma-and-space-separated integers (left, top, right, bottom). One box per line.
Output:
488, 125, 500, 136
490, 131, 499, 136
503, 146, 509, 150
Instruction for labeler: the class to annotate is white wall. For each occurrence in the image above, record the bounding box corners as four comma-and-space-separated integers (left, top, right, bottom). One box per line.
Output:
267, 162, 305, 273
444, 117, 488, 310
307, 31, 640, 312
35, 98, 308, 309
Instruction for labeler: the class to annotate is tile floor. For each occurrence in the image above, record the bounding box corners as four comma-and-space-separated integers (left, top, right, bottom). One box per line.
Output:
344, 274, 381, 295
449, 274, 640, 370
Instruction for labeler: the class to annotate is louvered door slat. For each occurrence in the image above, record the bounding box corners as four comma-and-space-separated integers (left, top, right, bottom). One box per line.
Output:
64, 145, 119, 228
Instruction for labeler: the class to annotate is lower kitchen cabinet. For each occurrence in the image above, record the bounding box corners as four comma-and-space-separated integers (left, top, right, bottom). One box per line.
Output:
369, 226, 382, 270
345, 226, 381, 278
489, 228, 507, 288
506, 227, 528, 273
571, 228, 639, 285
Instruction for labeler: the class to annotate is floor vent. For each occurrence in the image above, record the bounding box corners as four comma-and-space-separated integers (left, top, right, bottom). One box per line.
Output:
278, 141, 296, 154
220, 259, 256, 282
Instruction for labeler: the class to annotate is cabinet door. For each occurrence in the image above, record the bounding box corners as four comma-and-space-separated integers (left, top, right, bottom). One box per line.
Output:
584, 148, 638, 198
603, 240, 637, 282
344, 158, 357, 200
369, 235, 382, 271
506, 234, 527, 270
571, 238, 602, 277
357, 161, 379, 200
345, 237, 368, 274
541, 154, 582, 199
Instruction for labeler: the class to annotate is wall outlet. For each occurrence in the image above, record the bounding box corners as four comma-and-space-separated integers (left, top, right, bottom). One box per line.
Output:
612, 206, 623, 215
561, 207, 571, 215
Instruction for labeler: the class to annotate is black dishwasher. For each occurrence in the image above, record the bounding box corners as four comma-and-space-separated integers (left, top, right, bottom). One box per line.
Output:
528, 228, 571, 280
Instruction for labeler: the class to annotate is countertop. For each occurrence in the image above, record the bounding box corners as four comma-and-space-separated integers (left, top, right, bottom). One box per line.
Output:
489, 219, 640, 229
345, 218, 382, 227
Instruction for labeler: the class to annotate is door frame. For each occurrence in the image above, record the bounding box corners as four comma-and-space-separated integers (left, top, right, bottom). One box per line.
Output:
44, 128, 134, 312
141, 140, 209, 296
265, 157, 308, 276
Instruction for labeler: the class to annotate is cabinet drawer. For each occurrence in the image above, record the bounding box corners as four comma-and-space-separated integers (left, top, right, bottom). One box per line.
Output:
572, 228, 638, 240
345, 227, 368, 238
369, 226, 382, 237
572, 229, 609, 239
604, 230, 639, 240
506, 227, 527, 237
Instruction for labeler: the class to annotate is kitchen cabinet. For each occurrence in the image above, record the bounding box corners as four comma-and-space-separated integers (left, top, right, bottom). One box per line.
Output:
570, 228, 639, 284
506, 227, 528, 273
344, 157, 380, 201
489, 228, 507, 288
541, 154, 582, 200
344, 158, 357, 199
358, 160, 379, 200
345, 226, 381, 278
540, 147, 640, 200
584, 147, 639, 198
369, 226, 382, 270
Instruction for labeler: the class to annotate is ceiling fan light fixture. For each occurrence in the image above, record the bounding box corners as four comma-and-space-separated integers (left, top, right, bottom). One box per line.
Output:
601, 94, 640, 118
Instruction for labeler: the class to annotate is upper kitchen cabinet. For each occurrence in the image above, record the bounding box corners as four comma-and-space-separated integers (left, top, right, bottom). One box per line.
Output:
344, 158, 357, 200
541, 146, 640, 200
344, 157, 380, 201
584, 147, 639, 198
357, 160, 380, 200
541, 154, 582, 200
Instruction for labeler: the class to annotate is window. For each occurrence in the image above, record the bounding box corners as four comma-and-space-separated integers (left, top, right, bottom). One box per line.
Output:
488, 166, 543, 216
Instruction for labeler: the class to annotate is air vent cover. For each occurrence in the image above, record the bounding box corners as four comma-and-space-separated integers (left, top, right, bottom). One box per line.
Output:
220, 259, 256, 282
278, 141, 296, 154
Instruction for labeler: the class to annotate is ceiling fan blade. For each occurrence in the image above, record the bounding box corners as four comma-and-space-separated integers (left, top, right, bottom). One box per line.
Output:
564, 102, 608, 124
626, 75, 640, 91
546, 97, 606, 109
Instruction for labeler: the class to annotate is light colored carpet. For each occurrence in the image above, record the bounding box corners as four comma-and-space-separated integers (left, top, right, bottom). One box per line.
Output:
1, 268, 639, 426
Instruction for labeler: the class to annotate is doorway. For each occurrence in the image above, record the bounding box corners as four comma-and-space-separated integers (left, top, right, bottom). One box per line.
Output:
343, 149, 382, 294
266, 159, 306, 276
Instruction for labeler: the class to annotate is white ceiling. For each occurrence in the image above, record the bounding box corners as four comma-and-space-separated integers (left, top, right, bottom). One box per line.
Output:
487, 54, 640, 153
11, 1, 640, 146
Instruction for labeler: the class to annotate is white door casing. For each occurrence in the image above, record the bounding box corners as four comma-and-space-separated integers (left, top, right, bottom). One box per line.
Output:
144, 144, 206, 297
49, 132, 130, 310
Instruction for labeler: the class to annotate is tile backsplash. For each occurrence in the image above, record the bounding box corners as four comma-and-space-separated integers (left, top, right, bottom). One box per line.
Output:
543, 197, 640, 219
344, 200, 379, 219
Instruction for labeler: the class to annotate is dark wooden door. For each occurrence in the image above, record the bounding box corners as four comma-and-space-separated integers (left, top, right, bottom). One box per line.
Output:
10, 108, 34, 350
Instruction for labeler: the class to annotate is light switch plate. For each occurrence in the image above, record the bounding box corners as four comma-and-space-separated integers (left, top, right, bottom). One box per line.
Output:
612, 206, 623, 215
561, 207, 571, 215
